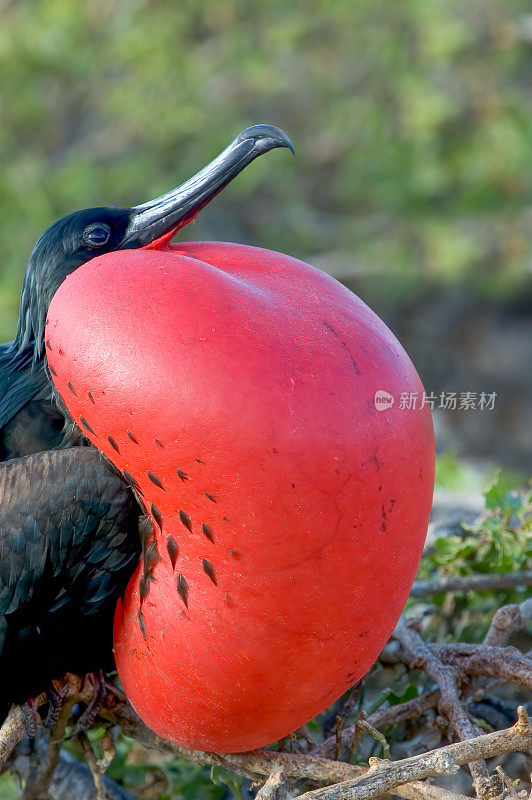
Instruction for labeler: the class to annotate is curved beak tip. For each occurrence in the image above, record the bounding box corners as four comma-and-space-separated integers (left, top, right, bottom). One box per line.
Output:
240, 124, 295, 156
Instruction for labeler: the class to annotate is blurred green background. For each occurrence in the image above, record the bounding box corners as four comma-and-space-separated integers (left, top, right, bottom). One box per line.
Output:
0, 0, 531, 468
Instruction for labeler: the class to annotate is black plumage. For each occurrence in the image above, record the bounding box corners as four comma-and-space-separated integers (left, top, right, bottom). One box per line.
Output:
0, 447, 140, 715
0, 210, 143, 712
0, 207, 146, 713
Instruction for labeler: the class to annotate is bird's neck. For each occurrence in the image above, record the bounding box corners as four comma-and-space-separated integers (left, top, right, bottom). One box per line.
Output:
0, 339, 50, 432
16, 268, 46, 363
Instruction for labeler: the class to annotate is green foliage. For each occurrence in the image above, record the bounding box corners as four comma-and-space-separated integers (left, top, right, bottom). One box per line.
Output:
429, 470, 531, 577
0, 773, 17, 800
372, 682, 419, 711
417, 469, 531, 639
103, 733, 228, 800
210, 766, 245, 800
1, 0, 532, 339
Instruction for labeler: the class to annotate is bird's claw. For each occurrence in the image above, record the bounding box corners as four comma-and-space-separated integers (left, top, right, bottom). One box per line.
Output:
69, 670, 106, 738
20, 698, 42, 738
43, 687, 63, 729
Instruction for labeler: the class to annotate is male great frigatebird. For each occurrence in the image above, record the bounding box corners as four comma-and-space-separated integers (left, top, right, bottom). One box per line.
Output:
0, 125, 293, 723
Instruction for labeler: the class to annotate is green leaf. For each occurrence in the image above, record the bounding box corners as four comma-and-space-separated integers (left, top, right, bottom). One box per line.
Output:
210, 766, 245, 800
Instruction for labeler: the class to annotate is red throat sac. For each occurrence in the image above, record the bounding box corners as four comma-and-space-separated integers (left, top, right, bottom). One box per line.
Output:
45, 240, 435, 752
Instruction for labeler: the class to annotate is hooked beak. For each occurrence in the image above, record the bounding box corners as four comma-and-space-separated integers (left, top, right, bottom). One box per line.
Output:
122, 124, 294, 249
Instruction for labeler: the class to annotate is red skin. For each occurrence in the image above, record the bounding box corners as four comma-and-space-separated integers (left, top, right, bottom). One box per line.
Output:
46, 242, 434, 752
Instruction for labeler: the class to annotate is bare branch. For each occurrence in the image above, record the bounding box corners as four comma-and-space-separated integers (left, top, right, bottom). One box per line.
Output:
255, 770, 293, 800
483, 599, 532, 647
410, 571, 532, 597
2, 600, 530, 800
0, 705, 26, 773
101, 696, 532, 800
392, 617, 494, 796
313, 610, 531, 766
294, 708, 532, 800
79, 732, 109, 800
313, 690, 441, 759
432, 643, 532, 689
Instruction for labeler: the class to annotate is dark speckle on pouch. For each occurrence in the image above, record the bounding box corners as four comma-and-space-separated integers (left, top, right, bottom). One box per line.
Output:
202, 523, 214, 542
148, 471, 164, 489
166, 536, 179, 569
177, 573, 189, 607
322, 320, 361, 375
80, 416, 96, 436
137, 608, 148, 641
151, 504, 163, 530
179, 510, 192, 532
108, 435, 120, 453
202, 558, 217, 585
123, 470, 140, 490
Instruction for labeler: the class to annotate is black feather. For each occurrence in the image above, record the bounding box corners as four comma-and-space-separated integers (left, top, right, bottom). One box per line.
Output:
0, 447, 141, 711
0, 342, 52, 436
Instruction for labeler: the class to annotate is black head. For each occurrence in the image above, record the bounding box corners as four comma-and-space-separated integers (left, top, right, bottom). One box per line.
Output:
15, 124, 294, 361
18, 208, 131, 357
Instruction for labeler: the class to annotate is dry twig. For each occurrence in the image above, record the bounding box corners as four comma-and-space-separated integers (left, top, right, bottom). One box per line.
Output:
255, 770, 292, 800
98, 696, 532, 800
294, 707, 532, 800
78, 732, 109, 800
393, 617, 499, 798
313, 690, 440, 760
410, 572, 532, 597
432, 644, 532, 689
2, 672, 529, 800
0, 705, 27, 773
11, 738, 137, 800
483, 600, 532, 648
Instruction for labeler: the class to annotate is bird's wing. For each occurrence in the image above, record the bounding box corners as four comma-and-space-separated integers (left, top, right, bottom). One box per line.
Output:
0, 399, 67, 460
0, 342, 51, 432
0, 447, 141, 621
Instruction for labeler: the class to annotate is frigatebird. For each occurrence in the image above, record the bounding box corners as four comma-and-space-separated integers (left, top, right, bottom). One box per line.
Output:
0, 125, 293, 724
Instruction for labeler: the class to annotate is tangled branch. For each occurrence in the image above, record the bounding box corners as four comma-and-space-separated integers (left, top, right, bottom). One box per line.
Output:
0, 600, 530, 800
295, 708, 532, 800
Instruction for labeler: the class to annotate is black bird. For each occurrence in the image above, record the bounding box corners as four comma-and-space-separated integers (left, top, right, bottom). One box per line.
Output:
0, 126, 293, 721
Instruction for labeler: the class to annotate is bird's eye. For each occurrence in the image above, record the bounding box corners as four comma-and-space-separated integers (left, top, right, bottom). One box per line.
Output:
82, 223, 111, 247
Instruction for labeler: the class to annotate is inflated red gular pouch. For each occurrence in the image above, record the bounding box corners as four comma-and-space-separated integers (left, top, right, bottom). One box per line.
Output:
46, 128, 434, 753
